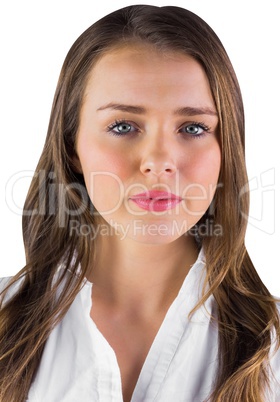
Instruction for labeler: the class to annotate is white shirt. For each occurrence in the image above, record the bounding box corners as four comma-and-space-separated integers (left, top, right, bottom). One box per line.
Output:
1, 249, 280, 401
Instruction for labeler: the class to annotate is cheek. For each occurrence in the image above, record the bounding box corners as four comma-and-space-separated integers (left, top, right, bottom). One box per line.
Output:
183, 142, 221, 185
81, 140, 132, 179
78, 144, 132, 213
181, 143, 221, 210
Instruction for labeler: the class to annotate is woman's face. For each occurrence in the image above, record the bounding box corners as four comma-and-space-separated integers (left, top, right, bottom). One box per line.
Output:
75, 44, 221, 243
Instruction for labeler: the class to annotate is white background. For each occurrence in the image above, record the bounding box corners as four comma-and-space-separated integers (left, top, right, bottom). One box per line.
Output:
0, 1, 279, 295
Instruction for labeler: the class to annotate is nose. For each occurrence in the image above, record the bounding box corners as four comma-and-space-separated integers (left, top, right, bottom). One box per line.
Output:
140, 148, 177, 177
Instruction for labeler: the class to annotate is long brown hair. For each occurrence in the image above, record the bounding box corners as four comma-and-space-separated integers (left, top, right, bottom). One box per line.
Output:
0, 5, 279, 401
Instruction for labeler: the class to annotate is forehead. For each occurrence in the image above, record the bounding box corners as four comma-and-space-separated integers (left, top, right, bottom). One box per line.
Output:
84, 44, 215, 111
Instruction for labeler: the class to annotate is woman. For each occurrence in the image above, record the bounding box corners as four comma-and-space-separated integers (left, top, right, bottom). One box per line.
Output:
0, 5, 279, 402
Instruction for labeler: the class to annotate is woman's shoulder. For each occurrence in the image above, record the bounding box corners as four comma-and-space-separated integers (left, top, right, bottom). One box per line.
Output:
0, 263, 78, 307
268, 301, 280, 396
0, 276, 12, 289
0, 275, 24, 306
0, 276, 16, 294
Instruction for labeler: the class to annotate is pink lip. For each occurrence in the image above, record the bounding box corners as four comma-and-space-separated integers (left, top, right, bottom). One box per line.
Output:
129, 191, 182, 212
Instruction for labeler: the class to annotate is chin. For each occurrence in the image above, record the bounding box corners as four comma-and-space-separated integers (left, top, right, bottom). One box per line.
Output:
128, 233, 183, 245
115, 218, 194, 245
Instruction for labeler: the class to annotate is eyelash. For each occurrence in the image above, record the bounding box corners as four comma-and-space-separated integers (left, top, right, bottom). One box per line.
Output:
106, 119, 211, 139
106, 119, 139, 136
180, 121, 210, 139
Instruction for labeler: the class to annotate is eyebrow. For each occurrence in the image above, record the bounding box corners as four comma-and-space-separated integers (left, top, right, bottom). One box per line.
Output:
97, 103, 218, 116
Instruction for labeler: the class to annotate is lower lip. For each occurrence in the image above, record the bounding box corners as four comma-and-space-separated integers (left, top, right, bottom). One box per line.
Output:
130, 198, 181, 212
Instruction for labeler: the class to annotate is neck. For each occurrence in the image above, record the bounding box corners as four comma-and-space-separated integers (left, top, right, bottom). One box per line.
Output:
88, 226, 199, 317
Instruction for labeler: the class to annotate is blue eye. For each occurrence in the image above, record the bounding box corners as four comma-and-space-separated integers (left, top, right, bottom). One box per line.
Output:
107, 120, 138, 136
180, 122, 210, 138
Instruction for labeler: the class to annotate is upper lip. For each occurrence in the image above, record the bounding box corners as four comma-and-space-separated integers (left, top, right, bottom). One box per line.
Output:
129, 190, 182, 200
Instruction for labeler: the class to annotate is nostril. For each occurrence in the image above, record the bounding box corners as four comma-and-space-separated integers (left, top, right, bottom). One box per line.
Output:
140, 161, 177, 176
145, 168, 175, 176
